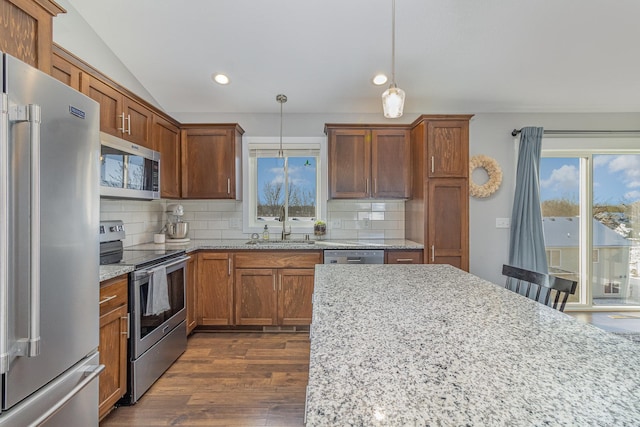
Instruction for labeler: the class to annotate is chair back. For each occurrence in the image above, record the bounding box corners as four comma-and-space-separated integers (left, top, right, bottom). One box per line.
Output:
502, 264, 577, 312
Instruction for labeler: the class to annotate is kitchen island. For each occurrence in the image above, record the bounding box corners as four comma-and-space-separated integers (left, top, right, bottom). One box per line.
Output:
306, 264, 640, 426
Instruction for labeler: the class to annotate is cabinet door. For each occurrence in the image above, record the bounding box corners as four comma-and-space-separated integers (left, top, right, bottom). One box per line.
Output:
427, 178, 469, 271
427, 120, 469, 178
152, 115, 181, 198
51, 51, 81, 90
182, 128, 236, 199
198, 252, 234, 326
371, 129, 410, 198
81, 74, 124, 137
235, 269, 277, 326
278, 269, 314, 325
186, 255, 197, 333
329, 129, 371, 198
98, 306, 127, 420
123, 97, 152, 148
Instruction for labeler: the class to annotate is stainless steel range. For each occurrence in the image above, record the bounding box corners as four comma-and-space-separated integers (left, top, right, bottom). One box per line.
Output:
100, 220, 189, 404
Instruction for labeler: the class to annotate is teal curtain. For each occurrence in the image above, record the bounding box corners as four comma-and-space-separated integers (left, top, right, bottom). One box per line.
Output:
508, 127, 548, 275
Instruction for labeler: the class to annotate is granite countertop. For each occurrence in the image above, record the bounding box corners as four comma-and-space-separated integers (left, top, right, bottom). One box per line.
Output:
306, 264, 640, 426
99, 239, 422, 282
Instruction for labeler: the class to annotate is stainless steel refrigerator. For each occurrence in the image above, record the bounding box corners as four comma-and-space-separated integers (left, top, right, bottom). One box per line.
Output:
0, 53, 103, 426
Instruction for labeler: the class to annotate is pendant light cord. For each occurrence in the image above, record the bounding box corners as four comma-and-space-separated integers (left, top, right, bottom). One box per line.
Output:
276, 94, 287, 157
391, 0, 396, 85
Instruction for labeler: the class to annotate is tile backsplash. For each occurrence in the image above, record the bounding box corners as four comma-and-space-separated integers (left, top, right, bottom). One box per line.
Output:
100, 199, 405, 246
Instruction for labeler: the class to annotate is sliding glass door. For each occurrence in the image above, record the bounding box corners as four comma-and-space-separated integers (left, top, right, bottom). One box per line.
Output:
539, 149, 640, 309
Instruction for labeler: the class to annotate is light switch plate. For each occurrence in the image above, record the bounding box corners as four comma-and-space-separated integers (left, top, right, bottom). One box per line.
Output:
496, 218, 510, 228
229, 218, 240, 229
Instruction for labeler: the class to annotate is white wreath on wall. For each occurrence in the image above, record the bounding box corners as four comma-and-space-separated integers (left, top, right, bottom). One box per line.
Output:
469, 155, 503, 198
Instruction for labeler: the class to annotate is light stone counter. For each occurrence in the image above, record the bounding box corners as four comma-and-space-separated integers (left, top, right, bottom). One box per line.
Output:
125, 238, 423, 252
99, 239, 421, 283
99, 264, 134, 282
306, 264, 640, 426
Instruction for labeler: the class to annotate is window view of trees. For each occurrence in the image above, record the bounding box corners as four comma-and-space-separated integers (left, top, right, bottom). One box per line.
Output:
256, 157, 317, 221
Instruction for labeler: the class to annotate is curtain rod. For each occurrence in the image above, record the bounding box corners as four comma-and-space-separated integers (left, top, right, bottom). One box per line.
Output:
511, 129, 640, 137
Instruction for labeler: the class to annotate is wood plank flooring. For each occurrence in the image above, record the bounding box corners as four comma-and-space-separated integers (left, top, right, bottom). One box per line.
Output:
100, 332, 310, 427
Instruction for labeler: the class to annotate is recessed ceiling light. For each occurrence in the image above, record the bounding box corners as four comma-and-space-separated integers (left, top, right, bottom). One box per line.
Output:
372, 74, 388, 85
213, 74, 230, 85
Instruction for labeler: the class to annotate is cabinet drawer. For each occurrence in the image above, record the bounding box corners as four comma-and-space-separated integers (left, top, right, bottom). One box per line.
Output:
385, 250, 423, 264
234, 251, 322, 268
99, 275, 128, 316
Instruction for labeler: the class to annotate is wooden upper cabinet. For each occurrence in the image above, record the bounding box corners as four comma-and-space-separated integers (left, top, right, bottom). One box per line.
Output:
328, 128, 370, 198
326, 124, 410, 199
181, 124, 244, 199
123, 97, 152, 147
0, 0, 64, 72
81, 73, 153, 148
426, 120, 470, 178
371, 128, 411, 198
152, 114, 181, 198
81, 74, 124, 137
51, 50, 81, 90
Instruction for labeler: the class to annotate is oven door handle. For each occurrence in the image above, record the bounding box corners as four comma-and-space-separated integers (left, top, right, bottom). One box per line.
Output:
135, 255, 191, 277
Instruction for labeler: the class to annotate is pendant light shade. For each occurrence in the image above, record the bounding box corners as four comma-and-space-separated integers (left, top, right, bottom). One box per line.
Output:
382, 84, 405, 119
382, 0, 404, 119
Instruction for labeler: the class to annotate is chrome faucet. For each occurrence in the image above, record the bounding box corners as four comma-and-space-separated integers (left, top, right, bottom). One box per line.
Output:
278, 205, 291, 240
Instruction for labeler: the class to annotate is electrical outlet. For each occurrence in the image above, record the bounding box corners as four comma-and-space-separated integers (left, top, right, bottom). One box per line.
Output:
496, 218, 510, 228
362, 218, 370, 229
330, 219, 342, 229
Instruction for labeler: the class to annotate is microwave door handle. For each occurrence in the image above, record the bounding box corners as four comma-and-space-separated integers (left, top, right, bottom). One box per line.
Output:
0, 94, 9, 373
8, 103, 42, 358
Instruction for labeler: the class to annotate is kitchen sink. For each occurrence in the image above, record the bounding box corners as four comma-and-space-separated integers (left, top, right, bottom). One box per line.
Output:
245, 239, 316, 245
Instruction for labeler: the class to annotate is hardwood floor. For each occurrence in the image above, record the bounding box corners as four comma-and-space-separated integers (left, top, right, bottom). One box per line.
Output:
100, 332, 310, 427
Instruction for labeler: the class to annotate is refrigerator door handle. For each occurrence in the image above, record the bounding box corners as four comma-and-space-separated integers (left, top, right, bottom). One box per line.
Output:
0, 94, 9, 374
9, 103, 42, 358
30, 364, 105, 427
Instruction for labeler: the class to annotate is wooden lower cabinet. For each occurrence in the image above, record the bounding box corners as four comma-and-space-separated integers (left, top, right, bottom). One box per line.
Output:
234, 251, 321, 326
197, 252, 234, 325
385, 249, 424, 264
98, 275, 129, 420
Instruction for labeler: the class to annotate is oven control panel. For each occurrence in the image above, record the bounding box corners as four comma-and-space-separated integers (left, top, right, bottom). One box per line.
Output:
100, 220, 126, 243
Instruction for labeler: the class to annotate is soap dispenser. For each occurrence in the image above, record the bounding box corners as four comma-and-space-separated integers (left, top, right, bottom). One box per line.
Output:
262, 225, 269, 240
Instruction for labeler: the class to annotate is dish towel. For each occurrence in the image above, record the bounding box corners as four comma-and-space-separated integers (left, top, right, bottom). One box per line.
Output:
145, 265, 170, 315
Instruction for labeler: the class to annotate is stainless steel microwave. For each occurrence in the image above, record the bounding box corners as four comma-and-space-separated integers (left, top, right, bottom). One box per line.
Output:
100, 132, 161, 200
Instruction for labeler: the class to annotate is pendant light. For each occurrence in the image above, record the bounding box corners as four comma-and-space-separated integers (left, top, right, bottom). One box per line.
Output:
381, 0, 405, 118
276, 94, 287, 157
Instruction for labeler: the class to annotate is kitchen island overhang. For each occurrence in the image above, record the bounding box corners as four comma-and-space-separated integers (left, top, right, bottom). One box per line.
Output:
305, 264, 640, 426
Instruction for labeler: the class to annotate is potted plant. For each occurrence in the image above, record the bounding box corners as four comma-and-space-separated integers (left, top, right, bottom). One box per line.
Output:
314, 220, 327, 238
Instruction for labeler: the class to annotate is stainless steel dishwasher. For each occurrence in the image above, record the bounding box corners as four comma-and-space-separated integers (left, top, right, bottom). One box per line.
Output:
323, 250, 385, 264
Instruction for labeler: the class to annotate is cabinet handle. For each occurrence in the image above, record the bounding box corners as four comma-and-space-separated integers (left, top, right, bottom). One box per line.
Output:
396, 258, 413, 263
126, 114, 131, 135
122, 313, 129, 339
431, 156, 435, 173
431, 245, 435, 263
273, 276, 276, 292
228, 257, 232, 276
99, 295, 117, 305
118, 113, 125, 133
374, 178, 377, 195
279, 275, 282, 292
365, 178, 369, 195
227, 178, 231, 194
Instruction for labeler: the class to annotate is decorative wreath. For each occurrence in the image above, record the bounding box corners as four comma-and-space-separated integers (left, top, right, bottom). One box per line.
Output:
469, 155, 503, 198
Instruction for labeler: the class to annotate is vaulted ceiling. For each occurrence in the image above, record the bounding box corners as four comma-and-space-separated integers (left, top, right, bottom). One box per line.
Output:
67, 0, 640, 116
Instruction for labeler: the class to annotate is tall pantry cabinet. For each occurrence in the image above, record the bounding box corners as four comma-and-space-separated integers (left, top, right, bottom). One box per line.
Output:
405, 115, 473, 271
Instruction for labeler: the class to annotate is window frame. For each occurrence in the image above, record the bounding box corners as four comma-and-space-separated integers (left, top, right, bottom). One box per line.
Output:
242, 136, 327, 235
541, 137, 640, 310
